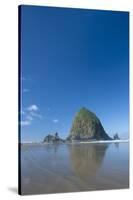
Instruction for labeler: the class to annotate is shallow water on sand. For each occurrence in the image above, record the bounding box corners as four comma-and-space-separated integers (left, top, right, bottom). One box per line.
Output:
20, 142, 129, 195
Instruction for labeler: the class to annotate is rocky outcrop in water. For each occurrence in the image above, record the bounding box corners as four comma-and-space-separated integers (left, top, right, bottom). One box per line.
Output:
43, 132, 64, 143
113, 133, 120, 140
67, 107, 112, 141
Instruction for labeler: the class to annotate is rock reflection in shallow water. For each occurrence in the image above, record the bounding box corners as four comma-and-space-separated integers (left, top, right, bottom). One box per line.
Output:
69, 143, 109, 181
20, 143, 129, 195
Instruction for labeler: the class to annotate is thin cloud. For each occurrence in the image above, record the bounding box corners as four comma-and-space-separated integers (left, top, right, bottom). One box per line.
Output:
27, 105, 38, 111
21, 77, 26, 81
26, 115, 33, 121
30, 112, 42, 119
53, 119, 59, 123
20, 110, 25, 115
20, 120, 31, 126
23, 89, 30, 93
21, 77, 31, 81
20, 104, 42, 127
20, 115, 33, 127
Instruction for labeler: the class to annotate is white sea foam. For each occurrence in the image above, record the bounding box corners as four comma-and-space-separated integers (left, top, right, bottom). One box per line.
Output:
79, 139, 129, 144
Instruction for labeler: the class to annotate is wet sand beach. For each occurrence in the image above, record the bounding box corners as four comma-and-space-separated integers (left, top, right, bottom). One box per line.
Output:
20, 142, 129, 195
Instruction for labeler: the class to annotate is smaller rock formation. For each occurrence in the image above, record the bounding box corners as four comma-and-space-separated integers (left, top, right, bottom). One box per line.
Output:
113, 133, 120, 140
43, 132, 64, 144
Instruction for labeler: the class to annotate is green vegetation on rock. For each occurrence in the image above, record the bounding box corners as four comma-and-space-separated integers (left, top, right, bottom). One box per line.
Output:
67, 107, 111, 141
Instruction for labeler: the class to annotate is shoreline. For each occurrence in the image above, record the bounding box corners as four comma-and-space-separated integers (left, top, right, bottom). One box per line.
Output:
20, 139, 129, 145
79, 139, 129, 144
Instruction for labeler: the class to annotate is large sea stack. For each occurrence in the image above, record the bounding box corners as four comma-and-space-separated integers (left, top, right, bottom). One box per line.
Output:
67, 107, 111, 141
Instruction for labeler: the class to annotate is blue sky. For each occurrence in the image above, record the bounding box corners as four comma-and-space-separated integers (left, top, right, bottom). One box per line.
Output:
20, 6, 129, 142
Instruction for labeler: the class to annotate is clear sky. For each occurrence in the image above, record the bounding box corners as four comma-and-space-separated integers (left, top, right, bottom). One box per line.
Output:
20, 5, 129, 142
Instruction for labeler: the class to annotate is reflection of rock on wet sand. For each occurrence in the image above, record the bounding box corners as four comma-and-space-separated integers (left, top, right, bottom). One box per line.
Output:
70, 144, 109, 181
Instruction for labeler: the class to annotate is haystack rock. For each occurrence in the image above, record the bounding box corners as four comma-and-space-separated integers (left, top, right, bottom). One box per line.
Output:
67, 107, 111, 141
